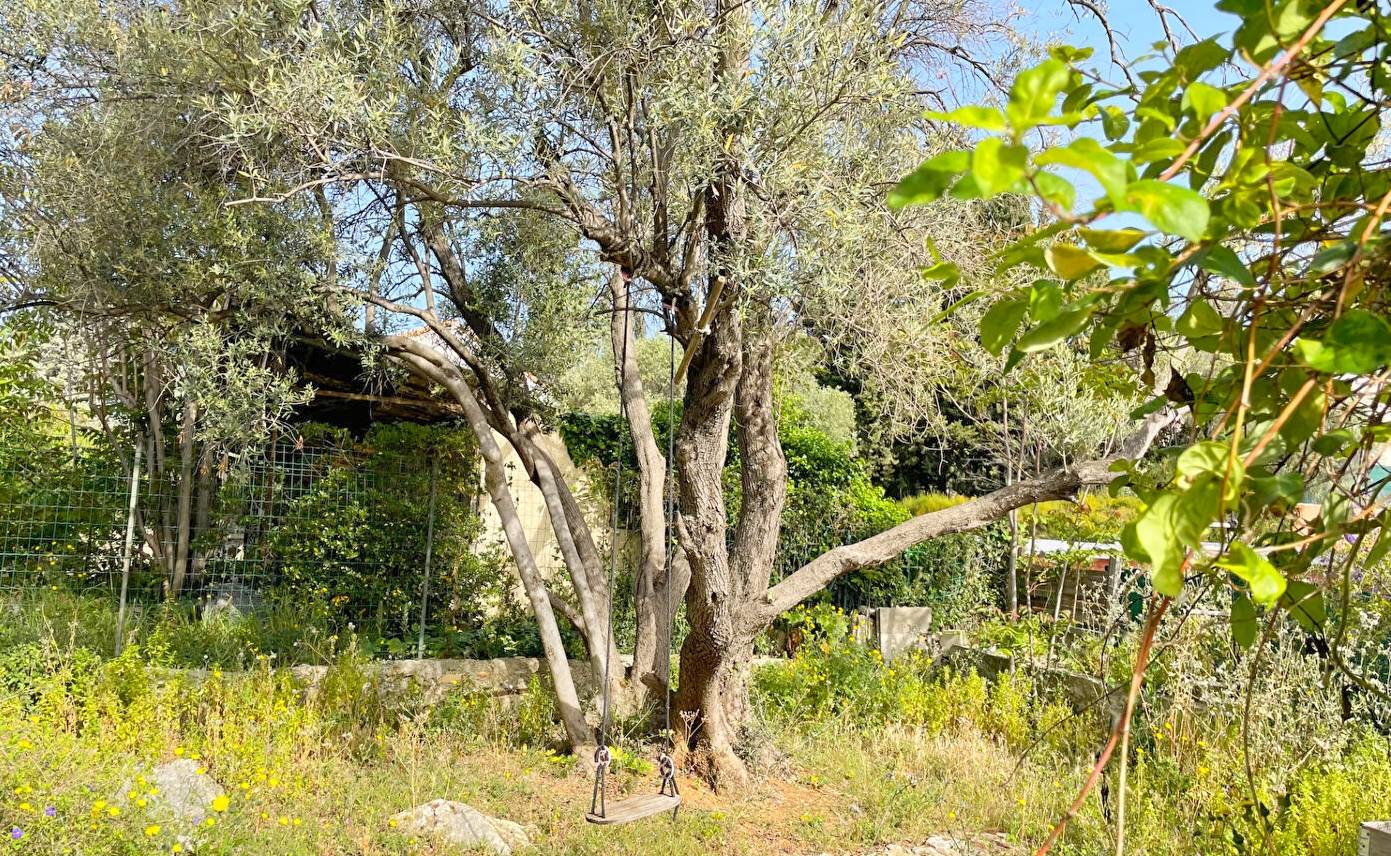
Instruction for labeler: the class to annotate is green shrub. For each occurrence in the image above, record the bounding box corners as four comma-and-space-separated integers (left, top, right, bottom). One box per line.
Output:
752, 605, 1091, 756
1272, 735, 1391, 856
1016, 494, 1143, 542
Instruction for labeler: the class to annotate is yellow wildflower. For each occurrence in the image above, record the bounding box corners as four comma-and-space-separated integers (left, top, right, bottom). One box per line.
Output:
211, 795, 229, 812
145, 825, 160, 837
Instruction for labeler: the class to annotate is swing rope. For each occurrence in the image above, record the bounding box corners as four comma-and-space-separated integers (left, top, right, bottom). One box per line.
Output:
657, 293, 679, 797
588, 272, 680, 823
591, 275, 628, 819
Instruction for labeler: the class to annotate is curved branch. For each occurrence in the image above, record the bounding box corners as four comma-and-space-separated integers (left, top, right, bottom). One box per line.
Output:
754, 408, 1182, 624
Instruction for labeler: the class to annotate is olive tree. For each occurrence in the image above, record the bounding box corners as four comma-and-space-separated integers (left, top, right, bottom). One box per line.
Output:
4, 0, 1171, 783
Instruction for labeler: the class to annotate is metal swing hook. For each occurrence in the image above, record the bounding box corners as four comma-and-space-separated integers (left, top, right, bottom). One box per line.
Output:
657, 752, 680, 819
590, 745, 612, 818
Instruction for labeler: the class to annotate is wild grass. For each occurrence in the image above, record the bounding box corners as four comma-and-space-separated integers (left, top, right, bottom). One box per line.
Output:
4, 597, 1391, 854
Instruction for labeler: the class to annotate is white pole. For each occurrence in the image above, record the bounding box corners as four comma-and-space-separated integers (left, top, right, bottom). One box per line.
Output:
114, 443, 143, 656
416, 457, 440, 659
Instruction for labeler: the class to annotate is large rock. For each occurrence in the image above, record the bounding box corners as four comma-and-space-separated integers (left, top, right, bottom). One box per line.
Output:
122, 759, 225, 823
201, 580, 263, 623
389, 799, 530, 854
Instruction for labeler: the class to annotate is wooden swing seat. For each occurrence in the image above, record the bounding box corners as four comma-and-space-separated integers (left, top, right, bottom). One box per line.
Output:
585, 792, 681, 825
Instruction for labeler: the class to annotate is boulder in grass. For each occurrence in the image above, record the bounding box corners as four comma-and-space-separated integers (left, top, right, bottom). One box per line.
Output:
389, 799, 530, 855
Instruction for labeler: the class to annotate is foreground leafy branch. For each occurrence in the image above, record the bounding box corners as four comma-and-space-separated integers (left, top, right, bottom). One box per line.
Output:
896, 0, 1391, 847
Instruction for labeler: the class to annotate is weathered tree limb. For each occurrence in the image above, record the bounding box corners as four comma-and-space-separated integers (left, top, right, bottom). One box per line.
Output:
755, 408, 1181, 623
609, 271, 681, 699
730, 327, 787, 606
385, 336, 593, 749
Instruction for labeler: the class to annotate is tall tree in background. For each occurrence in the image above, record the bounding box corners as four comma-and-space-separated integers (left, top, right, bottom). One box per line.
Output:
0, 25, 343, 595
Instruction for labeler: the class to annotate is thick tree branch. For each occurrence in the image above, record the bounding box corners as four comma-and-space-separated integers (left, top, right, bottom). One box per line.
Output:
754, 408, 1182, 623
731, 326, 787, 605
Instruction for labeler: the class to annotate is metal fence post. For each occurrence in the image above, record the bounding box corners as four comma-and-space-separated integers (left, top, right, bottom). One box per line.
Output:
416, 457, 440, 659
114, 442, 143, 656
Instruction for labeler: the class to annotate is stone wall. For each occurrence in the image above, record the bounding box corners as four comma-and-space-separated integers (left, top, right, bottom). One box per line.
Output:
286, 656, 614, 705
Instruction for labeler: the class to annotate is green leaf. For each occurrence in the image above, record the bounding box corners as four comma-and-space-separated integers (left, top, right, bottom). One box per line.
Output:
1311, 428, 1356, 456
1100, 106, 1130, 141
1273, 0, 1318, 39
1126, 495, 1188, 595
1365, 520, 1391, 569
1006, 58, 1071, 131
920, 260, 961, 286
979, 297, 1029, 356
1174, 38, 1231, 81
1307, 242, 1357, 275
1174, 476, 1223, 543
1249, 472, 1303, 507
1198, 245, 1256, 287
1033, 172, 1076, 210
1130, 395, 1169, 419
949, 173, 983, 200
1231, 592, 1257, 649
1036, 138, 1129, 204
1050, 45, 1095, 63
1029, 280, 1063, 321
889, 151, 970, 209
1280, 580, 1325, 633
1016, 307, 1091, 352
1178, 442, 1244, 504
928, 105, 1007, 132
1217, 542, 1286, 607
972, 138, 1028, 196
1125, 478, 1220, 597
1044, 244, 1102, 280
1131, 138, 1188, 164
1123, 180, 1210, 241
1181, 82, 1227, 122
1278, 370, 1326, 444
1080, 228, 1147, 253
1176, 299, 1224, 338
1293, 310, 1391, 375
1175, 440, 1228, 478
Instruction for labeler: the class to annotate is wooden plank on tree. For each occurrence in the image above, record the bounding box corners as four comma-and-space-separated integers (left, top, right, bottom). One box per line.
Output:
585, 793, 681, 825
1362, 821, 1391, 856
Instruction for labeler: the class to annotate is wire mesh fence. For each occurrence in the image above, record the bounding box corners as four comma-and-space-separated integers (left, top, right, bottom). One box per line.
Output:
0, 434, 503, 656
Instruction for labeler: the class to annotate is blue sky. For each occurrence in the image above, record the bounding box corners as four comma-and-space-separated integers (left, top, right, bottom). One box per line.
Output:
1039, 0, 1236, 60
